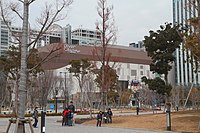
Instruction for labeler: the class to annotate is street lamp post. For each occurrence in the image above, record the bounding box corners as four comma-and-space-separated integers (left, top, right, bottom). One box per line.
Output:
166, 102, 171, 131
136, 91, 139, 115
153, 90, 157, 114
55, 88, 58, 113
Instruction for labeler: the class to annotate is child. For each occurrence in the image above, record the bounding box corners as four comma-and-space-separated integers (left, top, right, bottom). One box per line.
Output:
96, 111, 103, 127
62, 108, 69, 126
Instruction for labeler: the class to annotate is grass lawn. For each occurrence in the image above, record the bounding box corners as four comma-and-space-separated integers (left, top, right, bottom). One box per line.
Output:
83, 110, 200, 133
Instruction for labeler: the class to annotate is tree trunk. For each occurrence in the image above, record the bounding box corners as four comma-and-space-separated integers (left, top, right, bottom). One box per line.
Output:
14, 79, 19, 116
101, 0, 106, 112
85, 92, 93, 118
105, 91, 108, 109
100, 91, 104, 110
17, 0, 29, 132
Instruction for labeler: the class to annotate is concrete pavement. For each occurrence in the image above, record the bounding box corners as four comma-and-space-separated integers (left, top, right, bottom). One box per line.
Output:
0, 115, 178, 133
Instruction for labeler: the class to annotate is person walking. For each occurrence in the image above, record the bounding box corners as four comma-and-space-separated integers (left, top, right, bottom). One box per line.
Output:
107, 108, 113, 123
32, 107, 39, 128
96, 111, 103, 127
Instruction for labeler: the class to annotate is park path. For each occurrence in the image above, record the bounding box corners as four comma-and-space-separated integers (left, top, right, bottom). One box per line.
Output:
0, 116, 178, 133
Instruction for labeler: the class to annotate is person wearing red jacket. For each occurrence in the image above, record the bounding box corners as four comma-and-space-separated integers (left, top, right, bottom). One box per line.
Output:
62, 108, 69, 126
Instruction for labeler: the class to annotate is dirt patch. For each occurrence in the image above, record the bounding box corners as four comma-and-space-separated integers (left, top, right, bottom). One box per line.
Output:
75, 118, 95, 124
83, 110, 200, 133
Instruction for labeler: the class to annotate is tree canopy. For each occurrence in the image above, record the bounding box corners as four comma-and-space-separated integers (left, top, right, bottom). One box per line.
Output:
141, 76, 172, 96
0, 45, 43, 79
93, 64, 118, 92
143, 23, 182, 82
68, 58, 92, 78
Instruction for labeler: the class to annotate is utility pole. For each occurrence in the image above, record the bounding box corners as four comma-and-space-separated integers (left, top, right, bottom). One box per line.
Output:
41, 111, 46, 133
55, 88, 58, 113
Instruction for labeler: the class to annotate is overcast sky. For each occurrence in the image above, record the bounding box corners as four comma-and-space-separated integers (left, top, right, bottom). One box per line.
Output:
29, 0, 172, 46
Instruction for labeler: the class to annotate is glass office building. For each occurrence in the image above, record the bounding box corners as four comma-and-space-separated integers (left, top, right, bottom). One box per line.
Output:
172, 0, 200, 86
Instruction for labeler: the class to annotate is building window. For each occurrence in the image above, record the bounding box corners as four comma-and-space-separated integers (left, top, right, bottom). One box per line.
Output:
131, 70, 137, 76
140, 71, 143, 76
140, 65, 143, 69
122, 68, 124, 76
127, 64, 130, 69
117, 68, 120, 75
147, 70, 150, 77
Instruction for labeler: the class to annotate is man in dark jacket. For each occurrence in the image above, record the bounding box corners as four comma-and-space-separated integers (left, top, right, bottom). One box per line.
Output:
68, 101, 75, 113
32, 107, 38, 128
107, 108, 113, 123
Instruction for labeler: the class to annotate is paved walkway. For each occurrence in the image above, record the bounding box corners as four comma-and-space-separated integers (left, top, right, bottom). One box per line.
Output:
0, 116, 178, 133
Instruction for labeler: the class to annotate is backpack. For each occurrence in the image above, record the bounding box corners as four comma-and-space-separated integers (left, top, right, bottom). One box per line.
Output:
108, 111, 112, 116
97, 113, 102, 120
68, 111, 73, 119
32, 112, 35, 118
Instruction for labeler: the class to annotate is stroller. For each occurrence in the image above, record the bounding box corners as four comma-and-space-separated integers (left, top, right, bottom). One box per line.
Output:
103, 112, 108, 123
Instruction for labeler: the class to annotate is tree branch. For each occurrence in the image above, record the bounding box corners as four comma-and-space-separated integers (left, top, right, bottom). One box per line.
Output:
18, 0, 24, 4
28, 43, 63, 72
29, 0, 72, 49
10, 2, 23, 20
28, 0, 36, 5
27, 0, 72, 61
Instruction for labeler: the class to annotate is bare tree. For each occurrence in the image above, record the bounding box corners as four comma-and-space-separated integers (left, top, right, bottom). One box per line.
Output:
93, 0, 117, 110
68, 59, 93, 110
185, 0, 200, 62
59, 71, 73, 109
27, 70, 57, 110
189, 88, 200, 109
27, 76, 40, 110
84, 73, 98, 118
37, 70, 58, 110
0, 71, 7, 113
0, 0, 73, 132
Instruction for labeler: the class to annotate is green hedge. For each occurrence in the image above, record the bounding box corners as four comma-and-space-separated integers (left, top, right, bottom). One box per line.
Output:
0, 112, 63, 118
0, 111, 97, 118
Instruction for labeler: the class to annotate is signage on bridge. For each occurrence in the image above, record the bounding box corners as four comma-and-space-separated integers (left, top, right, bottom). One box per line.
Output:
64, 44, 80, 53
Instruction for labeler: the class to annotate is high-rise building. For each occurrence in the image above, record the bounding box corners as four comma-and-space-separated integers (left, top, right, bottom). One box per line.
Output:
0, 20, 10, 57
11, 24, 72, 48
9, 24, 101, 48
71, 27, 101, 45
129, 41, 144, 49
172, 0, 200, 86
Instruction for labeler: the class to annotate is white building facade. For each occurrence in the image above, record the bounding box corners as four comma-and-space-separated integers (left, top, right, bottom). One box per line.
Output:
54, 61, 153, 95
0, 20, 10, 57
